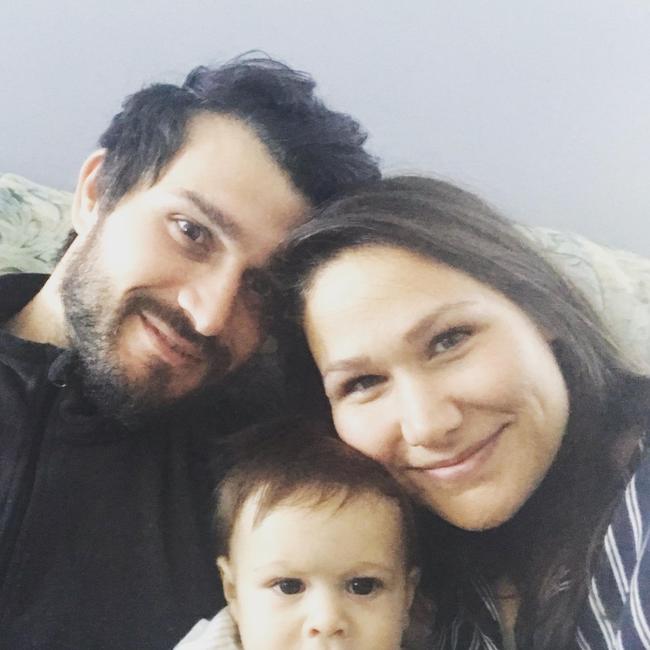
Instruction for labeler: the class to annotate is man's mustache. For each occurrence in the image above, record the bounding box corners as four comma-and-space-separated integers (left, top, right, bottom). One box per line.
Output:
120, 293, 232, 370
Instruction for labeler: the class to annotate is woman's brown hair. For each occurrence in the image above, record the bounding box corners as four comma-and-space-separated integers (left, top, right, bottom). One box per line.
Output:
276, 175, 650, 649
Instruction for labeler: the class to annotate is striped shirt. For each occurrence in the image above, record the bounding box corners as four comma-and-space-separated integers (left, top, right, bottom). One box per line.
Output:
577, 448, 650, 649
431, 450, 650, 650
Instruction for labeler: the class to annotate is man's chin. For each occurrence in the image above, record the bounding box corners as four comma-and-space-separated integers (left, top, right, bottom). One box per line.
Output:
152, 367, 230, 403
79, 366, 186, 426
119, 369, 229, 425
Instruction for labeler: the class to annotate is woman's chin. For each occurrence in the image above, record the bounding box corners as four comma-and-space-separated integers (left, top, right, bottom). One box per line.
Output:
451, 514, 507, 532
435, 497, 523, 531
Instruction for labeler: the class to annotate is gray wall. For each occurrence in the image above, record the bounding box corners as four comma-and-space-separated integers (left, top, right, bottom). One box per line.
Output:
2, 0, 648, 255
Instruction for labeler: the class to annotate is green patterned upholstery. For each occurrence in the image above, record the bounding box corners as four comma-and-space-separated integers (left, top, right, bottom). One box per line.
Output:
518, 225, 650, 370
0, 173, 72, 274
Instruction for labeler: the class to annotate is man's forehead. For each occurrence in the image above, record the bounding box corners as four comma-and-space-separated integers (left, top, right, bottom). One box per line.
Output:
113, 114, 310, 261
161, 114, 309, 213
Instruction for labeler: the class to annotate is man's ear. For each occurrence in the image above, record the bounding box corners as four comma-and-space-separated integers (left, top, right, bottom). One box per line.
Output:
217, 556, 239, 621
71, 149, 106, 236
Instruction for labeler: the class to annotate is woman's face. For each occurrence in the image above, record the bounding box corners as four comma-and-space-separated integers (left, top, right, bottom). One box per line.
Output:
304, 245, 570, 531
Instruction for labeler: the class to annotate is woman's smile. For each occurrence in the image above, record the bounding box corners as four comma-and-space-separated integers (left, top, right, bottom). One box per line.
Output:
408, 423, 507, 486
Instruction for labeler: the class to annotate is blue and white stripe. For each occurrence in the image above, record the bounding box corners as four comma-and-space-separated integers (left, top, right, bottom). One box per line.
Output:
577, 453, 650, 649
431, 450, 650, 649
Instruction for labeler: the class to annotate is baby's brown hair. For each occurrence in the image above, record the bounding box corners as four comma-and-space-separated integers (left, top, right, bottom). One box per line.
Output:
215, 417, 419, 570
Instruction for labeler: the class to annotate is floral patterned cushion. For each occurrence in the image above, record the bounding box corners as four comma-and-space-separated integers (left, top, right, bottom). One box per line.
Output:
0, 173, 72, 274
1, 173, 648, 369
518, 225, 650, 371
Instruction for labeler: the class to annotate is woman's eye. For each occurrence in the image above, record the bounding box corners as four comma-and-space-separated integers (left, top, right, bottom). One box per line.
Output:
429, 327, 471, 355
273, 579, 305, 595
346, 577, 383, 596
175, 219, 208, 244
342, 375, 383, 396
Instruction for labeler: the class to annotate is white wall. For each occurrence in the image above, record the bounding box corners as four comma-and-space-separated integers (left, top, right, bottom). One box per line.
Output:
2, 0, 648, 255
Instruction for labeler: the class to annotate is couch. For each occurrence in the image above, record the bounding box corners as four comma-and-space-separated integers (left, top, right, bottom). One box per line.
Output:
1, 172, 649, 370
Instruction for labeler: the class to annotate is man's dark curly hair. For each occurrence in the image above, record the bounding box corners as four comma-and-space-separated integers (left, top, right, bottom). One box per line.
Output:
95, 53, 380, 215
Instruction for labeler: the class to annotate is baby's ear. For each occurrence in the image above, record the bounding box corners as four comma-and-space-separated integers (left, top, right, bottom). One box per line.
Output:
405, 567, 421, 614
217, 556, 239, 620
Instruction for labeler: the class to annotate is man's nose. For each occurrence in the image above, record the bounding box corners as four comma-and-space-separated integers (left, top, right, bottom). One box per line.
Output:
303, 590, 348, 639
177, 262, 243, 337
396, 373, 463, 447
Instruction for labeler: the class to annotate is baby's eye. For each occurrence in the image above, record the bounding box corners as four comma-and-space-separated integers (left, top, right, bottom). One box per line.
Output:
175, 218, 208, 244
346, 577, 383, 596
273, 578, 305, 595
429, 327, 472, 356
341, 375, 384, 396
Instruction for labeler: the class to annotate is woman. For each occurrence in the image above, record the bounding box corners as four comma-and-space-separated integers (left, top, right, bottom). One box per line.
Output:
277, 176, 650, 649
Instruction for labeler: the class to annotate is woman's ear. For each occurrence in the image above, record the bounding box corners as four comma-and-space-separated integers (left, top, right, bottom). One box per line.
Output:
217, 556, 239, 621
71, 149, 106, 236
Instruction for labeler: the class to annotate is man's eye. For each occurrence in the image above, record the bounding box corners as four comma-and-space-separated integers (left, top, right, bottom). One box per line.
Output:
346, 577, 383, 596
273, 579, 305, 595
175, 219, 207, 244
429, 327, 471, 355
341, 375, 383, 396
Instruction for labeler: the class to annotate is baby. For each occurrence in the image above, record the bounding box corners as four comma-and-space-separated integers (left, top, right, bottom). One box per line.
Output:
175, 419, 421, 650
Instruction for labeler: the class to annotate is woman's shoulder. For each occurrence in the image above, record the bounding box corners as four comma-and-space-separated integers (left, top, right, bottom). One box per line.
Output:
607, 442, 650, 557
577, 444, 650, 648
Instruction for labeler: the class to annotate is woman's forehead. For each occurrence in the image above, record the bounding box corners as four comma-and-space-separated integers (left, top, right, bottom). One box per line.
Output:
304, 245, 496, 326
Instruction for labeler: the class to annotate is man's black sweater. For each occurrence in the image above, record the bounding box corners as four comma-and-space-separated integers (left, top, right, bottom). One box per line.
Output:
0, 273, 237, 649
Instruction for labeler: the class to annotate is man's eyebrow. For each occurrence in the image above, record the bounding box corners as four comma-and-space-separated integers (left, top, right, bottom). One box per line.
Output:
180, 189, 242, 240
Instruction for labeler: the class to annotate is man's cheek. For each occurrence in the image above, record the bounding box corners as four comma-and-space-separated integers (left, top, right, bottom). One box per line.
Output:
229, 312, 265, 366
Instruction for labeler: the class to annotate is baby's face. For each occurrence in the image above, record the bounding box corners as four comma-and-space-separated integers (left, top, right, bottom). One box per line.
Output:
218, 491, 418, 650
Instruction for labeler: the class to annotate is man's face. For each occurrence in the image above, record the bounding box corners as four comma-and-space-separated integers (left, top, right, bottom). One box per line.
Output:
61, 113, 309, 419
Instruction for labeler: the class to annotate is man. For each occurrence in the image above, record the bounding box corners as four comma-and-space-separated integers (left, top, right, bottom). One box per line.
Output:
0, 56, 379, 649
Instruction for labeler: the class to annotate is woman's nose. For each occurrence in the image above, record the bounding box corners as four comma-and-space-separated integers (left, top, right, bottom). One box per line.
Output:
397, 375, 462, 447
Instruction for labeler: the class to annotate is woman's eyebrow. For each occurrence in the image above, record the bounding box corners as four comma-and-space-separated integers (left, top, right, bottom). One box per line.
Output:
403, 301, 476, 344
322, 355, 373, 376
321, 302, 479, 377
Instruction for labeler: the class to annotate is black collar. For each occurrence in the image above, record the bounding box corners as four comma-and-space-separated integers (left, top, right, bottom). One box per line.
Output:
0, 272, 65, 367
0, 272, 49, 321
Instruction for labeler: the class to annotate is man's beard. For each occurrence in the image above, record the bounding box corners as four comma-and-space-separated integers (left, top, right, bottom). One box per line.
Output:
59, 232, 232, 425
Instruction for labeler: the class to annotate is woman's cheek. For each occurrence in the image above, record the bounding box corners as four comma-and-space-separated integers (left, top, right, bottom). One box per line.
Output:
333, 405, 394, 464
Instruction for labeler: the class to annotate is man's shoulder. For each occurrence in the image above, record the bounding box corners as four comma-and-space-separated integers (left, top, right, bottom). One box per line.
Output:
0, 272, 48, 321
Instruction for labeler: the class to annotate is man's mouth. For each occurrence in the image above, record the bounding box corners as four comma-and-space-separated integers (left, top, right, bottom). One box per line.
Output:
140, 312, 204, 365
